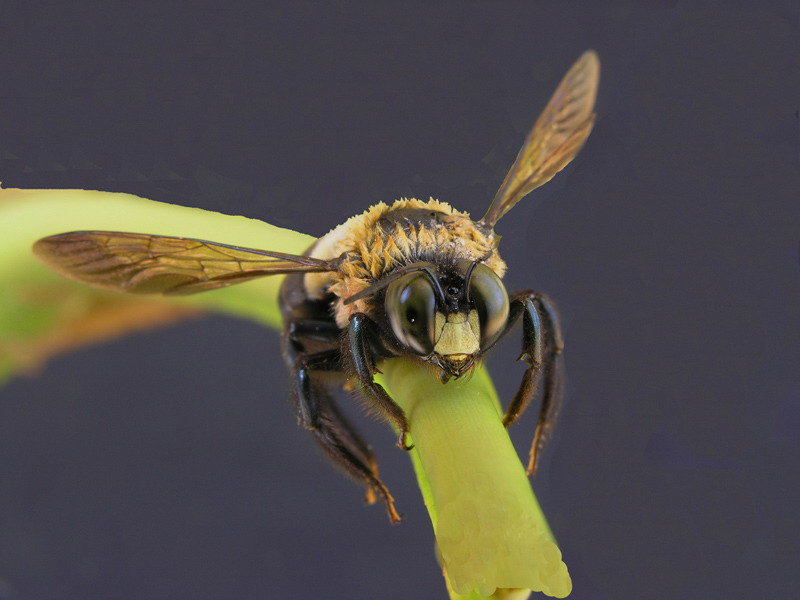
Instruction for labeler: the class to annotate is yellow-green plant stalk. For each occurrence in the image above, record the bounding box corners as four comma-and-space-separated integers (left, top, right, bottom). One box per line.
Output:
379, 361, 571, 598
0, 187, 572, 598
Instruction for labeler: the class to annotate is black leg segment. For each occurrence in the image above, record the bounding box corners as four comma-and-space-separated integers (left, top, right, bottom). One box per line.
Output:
291, 347, 401, 522
501, 290, 565, 475
293, 349, 341, 429
346, 313, 413, 451
287, 319, 342, 343
502, 297, 544, 427
282, 317, 342, 368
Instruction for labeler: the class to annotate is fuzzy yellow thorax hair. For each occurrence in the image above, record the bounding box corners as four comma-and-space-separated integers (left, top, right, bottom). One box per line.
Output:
306, 198, 506, 327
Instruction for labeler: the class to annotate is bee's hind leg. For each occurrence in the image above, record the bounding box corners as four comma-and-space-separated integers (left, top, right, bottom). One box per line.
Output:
501, 291, 565, 475
293, 348, 402, 523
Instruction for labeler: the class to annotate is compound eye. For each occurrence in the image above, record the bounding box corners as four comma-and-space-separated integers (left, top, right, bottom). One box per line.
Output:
469, 263, 509, 347
385, 272, 436, 355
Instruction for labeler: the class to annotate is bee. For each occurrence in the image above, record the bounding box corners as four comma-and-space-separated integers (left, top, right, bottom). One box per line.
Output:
33, 51, 599, 523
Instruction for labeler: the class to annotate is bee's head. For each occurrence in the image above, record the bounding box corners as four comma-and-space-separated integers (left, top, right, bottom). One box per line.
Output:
383, 260, 509, 378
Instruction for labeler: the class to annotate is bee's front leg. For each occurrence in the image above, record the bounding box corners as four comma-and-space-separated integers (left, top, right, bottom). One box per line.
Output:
345, 313, 413, 451
501, 291, 565, 475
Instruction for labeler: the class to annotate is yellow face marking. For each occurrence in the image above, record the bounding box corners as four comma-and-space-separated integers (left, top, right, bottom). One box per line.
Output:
434, 311, 480, 357
467, 309, 480, 340
434, 312, 446, 344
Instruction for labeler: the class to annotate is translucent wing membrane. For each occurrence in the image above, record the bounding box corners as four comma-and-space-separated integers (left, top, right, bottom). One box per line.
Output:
481, 50, 600, 228
33, 231, 338, 296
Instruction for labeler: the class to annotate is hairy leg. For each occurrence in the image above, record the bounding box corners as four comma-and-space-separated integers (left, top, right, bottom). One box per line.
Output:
292, 347, 401, 522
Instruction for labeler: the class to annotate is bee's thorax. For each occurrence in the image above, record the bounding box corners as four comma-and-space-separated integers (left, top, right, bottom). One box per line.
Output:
303, 198, 506, 327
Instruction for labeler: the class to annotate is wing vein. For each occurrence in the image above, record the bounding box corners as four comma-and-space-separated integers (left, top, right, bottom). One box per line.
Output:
33, 231, 339, 296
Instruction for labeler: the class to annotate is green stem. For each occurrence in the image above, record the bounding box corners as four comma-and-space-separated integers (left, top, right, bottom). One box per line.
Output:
379, 361, 571, 599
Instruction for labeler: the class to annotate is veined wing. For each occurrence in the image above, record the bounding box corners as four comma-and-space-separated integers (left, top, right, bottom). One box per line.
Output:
33, 231, 337, 296
481, 50, 600, 228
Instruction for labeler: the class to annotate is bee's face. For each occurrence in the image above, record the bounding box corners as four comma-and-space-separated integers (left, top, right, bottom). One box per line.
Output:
384, 261, 509, 377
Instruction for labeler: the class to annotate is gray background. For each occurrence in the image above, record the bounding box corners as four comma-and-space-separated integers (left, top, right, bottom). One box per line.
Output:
1, 1, 798, 599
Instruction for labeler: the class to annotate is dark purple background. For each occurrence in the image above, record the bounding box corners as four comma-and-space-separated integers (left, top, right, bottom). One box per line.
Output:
1, 2, 798, 599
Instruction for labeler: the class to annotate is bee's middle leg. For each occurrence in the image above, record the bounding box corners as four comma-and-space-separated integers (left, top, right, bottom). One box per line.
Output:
282, 318, 342, 369
292, 348, 401, 523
